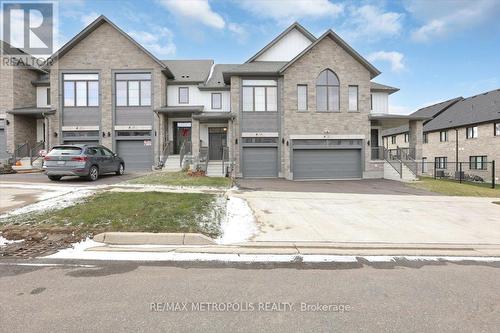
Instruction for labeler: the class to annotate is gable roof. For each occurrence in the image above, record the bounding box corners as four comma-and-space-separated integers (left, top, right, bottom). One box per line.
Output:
48, 15, 174, 78
222, 61, 288, 83
199, 64, 239, 90
370, 82, 399, 94
279, 30, 381, 78
381, 96, 463, 136
1, 40, 47, 73
245, 22, 316, 63
424, 89, 500, 132
162, 60, 213, 83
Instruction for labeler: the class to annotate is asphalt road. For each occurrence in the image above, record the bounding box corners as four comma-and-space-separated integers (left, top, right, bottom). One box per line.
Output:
0, 259, 499, 332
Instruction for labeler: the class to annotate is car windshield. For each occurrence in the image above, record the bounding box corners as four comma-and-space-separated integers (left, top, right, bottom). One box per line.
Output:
48, 147, 83, 156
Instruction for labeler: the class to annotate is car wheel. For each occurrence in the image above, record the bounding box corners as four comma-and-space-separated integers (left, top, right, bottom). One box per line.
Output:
116, 163, 125, 176
87, 165, 99, 181
48, 175, 62, 181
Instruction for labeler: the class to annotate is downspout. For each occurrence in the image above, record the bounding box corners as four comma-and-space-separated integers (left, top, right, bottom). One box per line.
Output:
455, 128, 459, 171
154, 110, 161, 168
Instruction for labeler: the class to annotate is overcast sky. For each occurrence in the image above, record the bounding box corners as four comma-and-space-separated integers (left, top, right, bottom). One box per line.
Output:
51, 0, 500, 113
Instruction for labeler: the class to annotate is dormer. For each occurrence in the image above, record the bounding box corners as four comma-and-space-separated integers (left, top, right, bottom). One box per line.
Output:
370, 82, 399, 113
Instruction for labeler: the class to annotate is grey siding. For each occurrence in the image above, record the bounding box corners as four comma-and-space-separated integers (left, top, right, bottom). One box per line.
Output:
63, 107, 100, 126
293, 149, 362, 180
241, 113, 279, 132
115, 107, 152, 126
242, 147, 278, 177
116, 140, 153, 171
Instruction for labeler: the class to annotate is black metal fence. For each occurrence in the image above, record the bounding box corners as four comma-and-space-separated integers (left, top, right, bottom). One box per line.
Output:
419, 160, 496, 189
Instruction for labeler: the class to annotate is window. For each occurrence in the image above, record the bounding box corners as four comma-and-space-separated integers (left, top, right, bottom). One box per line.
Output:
115, 73, 151, 107
297, 85, 308, 111
466, 126, 478, 139
46, 88, 50, 105
348, 86, 358, 111
242, 79, 278, 112
422, 157, 428, 173
211, 93, 222, 109
470, 156, 487, 170
391, 136, 396, 144
404, 133, 409, 143
370, 94, 373, 111
316, 69, 339, 112
495, 123, 500, 136
423, 133, 428, 143
435, 157, 447, 169
116, 130, 151, 137
178, 87, 189, 104
63, 73, 99, 107
440, 130, 448, 142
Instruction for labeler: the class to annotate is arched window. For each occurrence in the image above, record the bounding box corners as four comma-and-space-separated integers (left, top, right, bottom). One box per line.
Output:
316, 69, 339, 112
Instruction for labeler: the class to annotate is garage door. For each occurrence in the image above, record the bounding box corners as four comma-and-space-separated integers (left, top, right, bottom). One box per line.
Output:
116, 140, 153, 171
293, 149, 362, 180
0, 128, 7, 159
242, 147, 278, 178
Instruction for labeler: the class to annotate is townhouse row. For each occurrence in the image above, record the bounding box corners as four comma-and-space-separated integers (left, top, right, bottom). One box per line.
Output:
1, 16, 425, 180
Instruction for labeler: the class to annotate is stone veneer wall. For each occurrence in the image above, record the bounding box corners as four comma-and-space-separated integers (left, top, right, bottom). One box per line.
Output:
48, 22, 166, 160
280, 37, 374, 179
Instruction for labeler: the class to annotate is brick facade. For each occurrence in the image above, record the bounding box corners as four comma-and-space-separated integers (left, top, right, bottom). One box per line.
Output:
48, 22, 167, 160
280, 37, 374, 178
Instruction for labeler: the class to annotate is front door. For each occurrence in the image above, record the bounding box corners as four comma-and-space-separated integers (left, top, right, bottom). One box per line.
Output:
174, 122, 191, 154
370, 128, 380, 160
208, 127, 227, 160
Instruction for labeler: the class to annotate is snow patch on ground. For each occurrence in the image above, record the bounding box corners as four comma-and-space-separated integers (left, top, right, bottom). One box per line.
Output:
0, 189, 95, 219
45, 237, 105, 258
0, 235, 24, 247
216, 196, 258, 244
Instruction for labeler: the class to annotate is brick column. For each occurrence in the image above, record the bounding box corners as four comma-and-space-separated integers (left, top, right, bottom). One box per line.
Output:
409, 120, 423, 160
191, 118, 200, 160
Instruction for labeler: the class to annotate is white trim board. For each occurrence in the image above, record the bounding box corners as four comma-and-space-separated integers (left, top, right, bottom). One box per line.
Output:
289, 134, 366, 140
242, 132, 279, 138
114, 125, 152, 130
61, 126, 99, 131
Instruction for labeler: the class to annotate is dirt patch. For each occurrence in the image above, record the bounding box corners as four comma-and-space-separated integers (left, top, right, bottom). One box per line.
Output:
0, 226, 89, 258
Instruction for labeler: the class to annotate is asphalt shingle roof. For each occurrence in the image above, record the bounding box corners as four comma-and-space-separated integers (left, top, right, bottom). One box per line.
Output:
424, 89, 500, 132
162, 59, 214, 83
370, 82, 399, 94
200, 64, 239, 89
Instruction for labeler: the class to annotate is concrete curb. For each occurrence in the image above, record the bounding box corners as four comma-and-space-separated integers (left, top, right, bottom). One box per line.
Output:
87, 237, 500, 257
93, 232, 216, 246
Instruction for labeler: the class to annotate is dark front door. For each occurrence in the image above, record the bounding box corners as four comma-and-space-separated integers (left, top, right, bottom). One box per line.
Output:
174, 122, 191, 154
208, 127, 227, 160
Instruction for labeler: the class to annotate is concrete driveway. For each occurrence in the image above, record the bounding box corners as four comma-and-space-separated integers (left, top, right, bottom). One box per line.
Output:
236, 190, 500, 244
237, 178, 436, 195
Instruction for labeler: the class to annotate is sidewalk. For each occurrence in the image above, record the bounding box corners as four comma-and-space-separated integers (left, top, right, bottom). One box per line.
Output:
44, 233, 500, 261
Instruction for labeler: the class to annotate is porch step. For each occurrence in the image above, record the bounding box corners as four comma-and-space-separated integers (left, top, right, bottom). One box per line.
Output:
383, 162, 417, 182
206, 161, 225, 177
162, 155, 182, 172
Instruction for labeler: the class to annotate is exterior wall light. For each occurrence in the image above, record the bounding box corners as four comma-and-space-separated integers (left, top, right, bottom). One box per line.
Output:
235, 138, 238, 145
107, 131, 111, 137
102, 132, 106, 137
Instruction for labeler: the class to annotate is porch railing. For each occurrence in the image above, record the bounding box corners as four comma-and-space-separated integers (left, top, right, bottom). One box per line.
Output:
383, 147, 402, 178
30, 141, 45, 164
179, 141, 192, 167
370, 146, 384, 160
159, 140, 172, 168
399, 148, 418, 176
13, 142, 30, 162
221, 146, 229, 176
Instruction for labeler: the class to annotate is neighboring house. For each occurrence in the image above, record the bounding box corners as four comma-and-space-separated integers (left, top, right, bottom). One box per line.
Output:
382, 90, 500, 180
0, 41, 52, 162
1, 15, 425, 180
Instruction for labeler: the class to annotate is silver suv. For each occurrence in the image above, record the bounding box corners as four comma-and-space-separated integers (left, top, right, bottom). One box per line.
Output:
43, 144, 125, 181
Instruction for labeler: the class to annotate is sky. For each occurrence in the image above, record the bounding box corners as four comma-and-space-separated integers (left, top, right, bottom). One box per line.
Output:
17, 0, 500, 113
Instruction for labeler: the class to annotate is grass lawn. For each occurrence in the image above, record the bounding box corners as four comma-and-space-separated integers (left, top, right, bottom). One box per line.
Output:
129, 171, 232, 188
5, 192, 223, 238
408, 177, 500, 197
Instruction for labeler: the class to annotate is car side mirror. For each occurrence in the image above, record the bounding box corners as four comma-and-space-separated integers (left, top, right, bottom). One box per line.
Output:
113, 153, 117, 157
